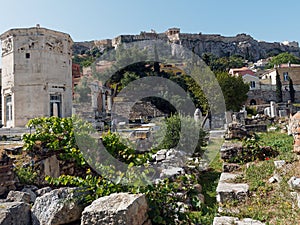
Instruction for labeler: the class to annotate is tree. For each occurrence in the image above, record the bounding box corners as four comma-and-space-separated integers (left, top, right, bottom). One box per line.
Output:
120, 72, 140, 89
267, 52, 300, 68
153, 44, 160, 73
289, 77, 295, 102
209, 55, 245, 72
153, 114, 208, 155
275, 69, 283, 102
74, 76, 91, 103
216, 72, 249, 111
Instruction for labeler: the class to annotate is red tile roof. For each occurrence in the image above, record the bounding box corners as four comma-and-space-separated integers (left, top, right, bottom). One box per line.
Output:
229, 67, 255, 76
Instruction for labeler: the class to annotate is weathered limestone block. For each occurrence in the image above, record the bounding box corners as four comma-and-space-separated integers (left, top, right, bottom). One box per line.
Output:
213, 216, 266, 225
291, 192, 300, 208
32, 187, 85, 225
213, 216, 238, 225
22, 187, 37, 203
216, 173, 249, 203
288, 176, 300, 190
245, 124, 267, 133
35, 186, 52, 197
0, 202, 31, 225
81, 193, 151, 225
41, 155, 60, 178
290, 112, 300, 153
225, 122, 249, 140
160, 166, 184, 178
223, 163, 240, 172
6, 191, 31, 204
274, 160, 286, 169
220, 143, 243, 161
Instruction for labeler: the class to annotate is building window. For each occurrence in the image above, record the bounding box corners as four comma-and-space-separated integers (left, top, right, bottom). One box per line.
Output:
283, 72, 289, 81
50, 94, 62, 117
25, 53, 30, 59
6, 95, 12, 123
250, 81, 256, 88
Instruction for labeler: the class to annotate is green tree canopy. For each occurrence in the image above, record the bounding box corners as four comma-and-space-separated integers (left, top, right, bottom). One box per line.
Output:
267, 52, 300, 68
202, 54, 245, 72
216, 72, 249, 111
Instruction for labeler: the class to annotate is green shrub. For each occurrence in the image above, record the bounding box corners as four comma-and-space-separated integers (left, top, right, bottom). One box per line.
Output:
246, 106, 257, 116
15, 166, 37, 185
102, 131, 152, 166
153, 114, 208, 155
22, 116, 87, 166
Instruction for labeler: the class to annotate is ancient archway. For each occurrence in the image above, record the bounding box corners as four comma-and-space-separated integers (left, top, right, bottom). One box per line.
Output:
250, 99, 257, 105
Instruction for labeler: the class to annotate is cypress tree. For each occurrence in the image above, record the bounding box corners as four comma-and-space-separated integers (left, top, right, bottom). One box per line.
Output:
289, 77, 295, 102
275, 69, 283, 102
153, 44, 160, 73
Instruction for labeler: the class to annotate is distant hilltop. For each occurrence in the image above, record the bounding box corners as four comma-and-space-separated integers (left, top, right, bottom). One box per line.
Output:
73, 28, 300, 61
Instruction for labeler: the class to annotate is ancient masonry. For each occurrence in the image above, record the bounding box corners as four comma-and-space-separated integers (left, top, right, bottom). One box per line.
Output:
0, 25, 73, 127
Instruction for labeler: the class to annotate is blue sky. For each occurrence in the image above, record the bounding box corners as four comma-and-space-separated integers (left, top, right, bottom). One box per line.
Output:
1, 0, 300, 43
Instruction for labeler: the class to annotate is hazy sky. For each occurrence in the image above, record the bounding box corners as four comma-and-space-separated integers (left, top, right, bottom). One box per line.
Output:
1, 0, 300, 43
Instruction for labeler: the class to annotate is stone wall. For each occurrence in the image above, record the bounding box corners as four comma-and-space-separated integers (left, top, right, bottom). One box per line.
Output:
0, 154, 16, 196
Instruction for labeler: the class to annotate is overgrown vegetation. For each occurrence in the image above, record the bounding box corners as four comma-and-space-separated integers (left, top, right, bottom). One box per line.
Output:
222, 131, 300, 224
22, 117, 86, 166
20, 116, 214, 224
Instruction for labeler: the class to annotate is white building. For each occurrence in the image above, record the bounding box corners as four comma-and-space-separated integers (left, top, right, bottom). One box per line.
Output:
0, 25, 73, 127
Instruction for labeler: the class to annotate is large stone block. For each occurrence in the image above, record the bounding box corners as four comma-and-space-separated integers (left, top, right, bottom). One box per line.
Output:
32, 187, 84, 225
288, 176, 300, 190
216, 173, 249, 203
6, 190, 31, 204
213, 216, 265, 225
0, 202, 31, 225
220, 143, 244, 161
81, 193, 151, 225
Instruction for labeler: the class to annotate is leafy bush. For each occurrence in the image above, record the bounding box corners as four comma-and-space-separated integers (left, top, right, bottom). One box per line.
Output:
22, 117, 86, 166
15, 166, 37, 185
153, 114, 208, 155
102, 131, 152, 166
246, 106, 257, 116
241, 135, 279, 162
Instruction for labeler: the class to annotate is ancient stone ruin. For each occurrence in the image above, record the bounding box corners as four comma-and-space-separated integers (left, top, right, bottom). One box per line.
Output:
290, 111, 300, 154
0, 153, 17, 196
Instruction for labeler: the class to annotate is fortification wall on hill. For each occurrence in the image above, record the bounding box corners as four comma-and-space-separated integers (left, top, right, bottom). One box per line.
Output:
73, 30, 300, 61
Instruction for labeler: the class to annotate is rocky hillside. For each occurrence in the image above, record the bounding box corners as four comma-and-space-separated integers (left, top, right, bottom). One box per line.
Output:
72, 31, 300, 61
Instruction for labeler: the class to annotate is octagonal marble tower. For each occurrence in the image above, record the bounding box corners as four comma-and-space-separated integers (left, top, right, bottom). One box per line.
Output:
0, 25, 73, 127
